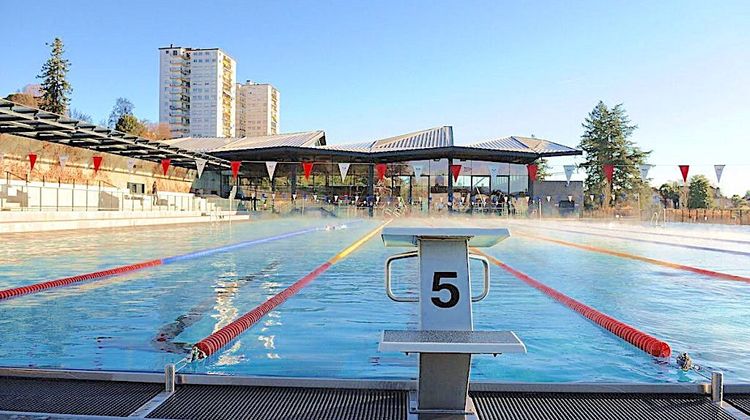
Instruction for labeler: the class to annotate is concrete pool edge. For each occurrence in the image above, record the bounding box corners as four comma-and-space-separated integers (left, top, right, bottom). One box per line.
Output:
3, 366, 749, 393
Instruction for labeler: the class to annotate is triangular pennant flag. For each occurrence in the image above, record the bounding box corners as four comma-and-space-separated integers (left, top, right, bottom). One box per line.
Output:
160, 159, 171, 176
488, 164, 501, 178
93, 156, 103, 173
302, 162, 314, 180
127, 158, 136, 173
376, 163, 387, 180
28, 153, 37, 172
230, 161, 241, 179
195, 158, 207, 178
527, 164, 538, 182
265, 161, 277, 180
413, 164, 424, 179
59, 155, 69, 170
679, 165, 690, 182
292, 193, 297, 200
639, 164, 652, 180
563, 165, 575, 186
450, 164, 462, 182
603, 164, 614, 183
714, 165, 725, 183
338, 163, 350, 182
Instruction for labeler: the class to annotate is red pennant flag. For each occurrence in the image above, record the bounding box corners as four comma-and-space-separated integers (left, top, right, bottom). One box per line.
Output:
230, 161, 241, 179
161, 159, 171, 176
450, 164, 462, 182
302, 162, 314, 180
603, 164, 614, 183
527, 164, 538, 182
376, 163, 387, 180
679, 165, 690, 182
92, 156, 103, 173
28, 153, 37, 172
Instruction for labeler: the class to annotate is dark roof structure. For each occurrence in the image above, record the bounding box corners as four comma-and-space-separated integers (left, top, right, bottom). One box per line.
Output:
0, 99, 229, 169
173, 126, 581, 164
0, 100, 580, 167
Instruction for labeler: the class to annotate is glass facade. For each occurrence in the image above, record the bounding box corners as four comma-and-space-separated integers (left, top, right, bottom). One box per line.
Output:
196, 160, 530, 214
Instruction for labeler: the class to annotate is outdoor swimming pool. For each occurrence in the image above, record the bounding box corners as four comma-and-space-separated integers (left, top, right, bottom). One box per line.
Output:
1, 217, 749, 384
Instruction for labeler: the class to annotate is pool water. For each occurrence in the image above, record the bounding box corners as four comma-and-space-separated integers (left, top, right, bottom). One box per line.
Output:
0, 217, 748, 383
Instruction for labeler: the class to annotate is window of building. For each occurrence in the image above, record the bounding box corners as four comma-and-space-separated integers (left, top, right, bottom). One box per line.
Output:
127, 182, 145, 194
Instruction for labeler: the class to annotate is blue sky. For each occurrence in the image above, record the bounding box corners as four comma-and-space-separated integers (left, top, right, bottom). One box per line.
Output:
1, 1, 748, 195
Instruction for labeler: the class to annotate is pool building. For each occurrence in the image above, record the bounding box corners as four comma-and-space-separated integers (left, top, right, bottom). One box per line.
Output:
0, 98, 582, 219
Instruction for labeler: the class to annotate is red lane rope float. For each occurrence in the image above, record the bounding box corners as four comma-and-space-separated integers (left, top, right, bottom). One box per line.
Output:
191, 221, 390, 361
473, 250, 672, 358
0, 225, 335, 302
0, 260, 162, 301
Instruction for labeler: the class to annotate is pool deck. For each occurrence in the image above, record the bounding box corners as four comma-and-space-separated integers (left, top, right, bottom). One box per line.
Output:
0, 368, 748, 419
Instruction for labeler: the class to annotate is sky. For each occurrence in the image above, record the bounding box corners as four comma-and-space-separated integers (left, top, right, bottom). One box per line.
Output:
1, 0, 748, 195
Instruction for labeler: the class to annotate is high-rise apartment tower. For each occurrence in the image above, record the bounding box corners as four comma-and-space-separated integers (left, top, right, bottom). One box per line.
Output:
159, 45, 236, 138
235, 81, 279, 137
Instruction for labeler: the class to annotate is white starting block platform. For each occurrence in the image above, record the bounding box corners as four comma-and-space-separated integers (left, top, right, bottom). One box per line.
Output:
381, 227, 510, 247
380, 227, 525, 418
380, 330, 526, 354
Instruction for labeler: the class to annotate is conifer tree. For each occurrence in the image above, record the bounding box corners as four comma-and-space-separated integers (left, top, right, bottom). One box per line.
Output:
37, 38, 72, 114
687, 175, 713, 209
578, 101, 650, 206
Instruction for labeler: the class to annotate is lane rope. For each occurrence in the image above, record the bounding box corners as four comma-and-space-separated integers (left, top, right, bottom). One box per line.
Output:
517, 232, 750, 284
512, 224, 750, 258
189, 220, 391, 361
473, 249, 672, 358
0, 223, 351, 302
532, 223, 750, 246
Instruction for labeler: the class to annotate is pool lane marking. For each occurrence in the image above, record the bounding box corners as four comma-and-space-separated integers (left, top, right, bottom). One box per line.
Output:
527, 223, 750, 246
512, 224, 750, 258
516, 231, 750, 284
472, 249, 671, 358
190, 219, 392, 361
0, 224, 343, 302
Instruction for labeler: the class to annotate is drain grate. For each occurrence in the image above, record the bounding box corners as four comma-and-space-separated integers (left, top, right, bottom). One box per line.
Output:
147, 385, 408, 420
0, 376, 162, 416
725, 394, 750, 416
470, 391, 734, 420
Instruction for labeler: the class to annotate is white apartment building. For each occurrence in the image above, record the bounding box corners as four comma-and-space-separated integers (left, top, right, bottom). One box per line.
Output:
159, 45, 236, 138
235, 81, 279, 137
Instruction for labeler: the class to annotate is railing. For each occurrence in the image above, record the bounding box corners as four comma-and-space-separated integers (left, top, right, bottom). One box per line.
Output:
0, 177, 214, 213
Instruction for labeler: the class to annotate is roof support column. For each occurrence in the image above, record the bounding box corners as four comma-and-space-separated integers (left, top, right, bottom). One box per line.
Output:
447, 158, 454, 212
290, 163, 297, 197
367, 164, 374, 218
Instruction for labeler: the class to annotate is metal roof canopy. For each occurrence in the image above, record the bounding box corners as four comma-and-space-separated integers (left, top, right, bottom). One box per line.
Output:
206, 126, 581, 164
0, 99, 229, 170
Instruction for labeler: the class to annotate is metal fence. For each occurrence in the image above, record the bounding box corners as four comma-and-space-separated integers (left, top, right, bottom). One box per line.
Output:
1, 174, 209, 213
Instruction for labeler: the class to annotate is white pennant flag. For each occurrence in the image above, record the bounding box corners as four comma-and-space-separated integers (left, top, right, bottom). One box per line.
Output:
413, 164, 424, 179
59, 155, 69, 170
195, 158, 207, 178
488, 164, 501, 178
127, 158, 136, 173
266, 161, 277, 180
639, 164, 652, 180
563, 165, 575, 186
338, 163, 350, 182
714, 165, 725, 183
